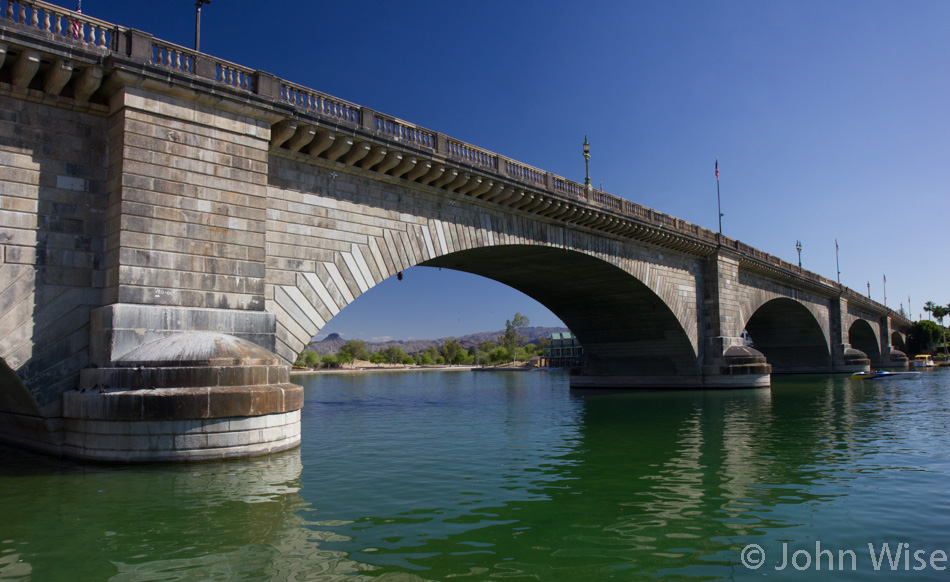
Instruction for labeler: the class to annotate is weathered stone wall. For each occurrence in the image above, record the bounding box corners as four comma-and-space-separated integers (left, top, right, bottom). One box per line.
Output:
104, 86, 271, 314
0, 89, 108, 452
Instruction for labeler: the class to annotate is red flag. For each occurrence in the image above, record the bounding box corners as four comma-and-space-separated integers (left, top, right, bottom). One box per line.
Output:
71, 1, 82, 38
715, 159, 719, 181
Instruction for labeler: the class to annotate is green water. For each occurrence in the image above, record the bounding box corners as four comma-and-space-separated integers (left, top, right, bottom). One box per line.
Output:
2, 369, 950, 581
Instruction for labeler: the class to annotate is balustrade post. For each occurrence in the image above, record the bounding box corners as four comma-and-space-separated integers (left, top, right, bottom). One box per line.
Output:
255, 71, 280, 99
497, 155, 509, 178
544, 172, 554, 192
360, 107, 376, 132
194, 54, 215, 79
121, 29, 154, 62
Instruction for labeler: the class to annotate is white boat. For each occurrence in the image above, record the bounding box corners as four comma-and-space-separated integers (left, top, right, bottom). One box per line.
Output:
913, 355, 935, 368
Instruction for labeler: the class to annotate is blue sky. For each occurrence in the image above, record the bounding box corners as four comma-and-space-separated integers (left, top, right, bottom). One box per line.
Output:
52, 1, 949, 340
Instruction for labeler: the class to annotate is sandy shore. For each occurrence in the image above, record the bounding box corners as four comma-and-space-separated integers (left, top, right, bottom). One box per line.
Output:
290, 363, 539, 376
290, 365, 479, 376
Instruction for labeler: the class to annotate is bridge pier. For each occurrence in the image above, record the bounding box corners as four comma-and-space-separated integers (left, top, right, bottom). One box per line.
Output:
701, 337, 772, 388
61, 304, 302, 461
701, 252, 771, 388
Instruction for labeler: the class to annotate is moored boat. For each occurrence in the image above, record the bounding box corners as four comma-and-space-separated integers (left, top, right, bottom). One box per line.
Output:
913, 355, 935, 368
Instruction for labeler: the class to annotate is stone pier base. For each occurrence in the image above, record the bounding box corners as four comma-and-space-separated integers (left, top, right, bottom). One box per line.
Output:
63, 390, 301, 462
63, 332, 303, 462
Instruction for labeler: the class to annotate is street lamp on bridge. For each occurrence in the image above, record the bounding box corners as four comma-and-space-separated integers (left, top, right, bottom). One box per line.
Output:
195, 0, 211, 52
796, 240, 802, 268
583, 136, 591, 187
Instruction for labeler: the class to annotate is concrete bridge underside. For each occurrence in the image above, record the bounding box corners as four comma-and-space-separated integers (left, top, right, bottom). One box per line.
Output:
422, 247, 701, 384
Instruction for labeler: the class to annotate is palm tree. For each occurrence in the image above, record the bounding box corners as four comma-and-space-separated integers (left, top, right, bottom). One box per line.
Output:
933, 305, 949, 357
924, 301, 936, 321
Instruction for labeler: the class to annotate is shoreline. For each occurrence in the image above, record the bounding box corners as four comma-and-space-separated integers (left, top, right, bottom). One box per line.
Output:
291, 365, 478, 376
290, 364, 537, 376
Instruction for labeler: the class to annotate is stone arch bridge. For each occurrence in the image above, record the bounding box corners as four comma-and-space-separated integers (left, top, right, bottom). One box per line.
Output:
0, 2, 909, 460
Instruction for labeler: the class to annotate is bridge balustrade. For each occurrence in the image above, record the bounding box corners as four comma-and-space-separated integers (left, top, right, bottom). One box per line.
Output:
445, 139, 497, 170
504, 159, 547, 186
374, 114, 437, 150
216, 62, 256, 92
152, 41, 194, 74
1, 0, 118, 48
553, 176, 584, 198
280, 80, 361, 125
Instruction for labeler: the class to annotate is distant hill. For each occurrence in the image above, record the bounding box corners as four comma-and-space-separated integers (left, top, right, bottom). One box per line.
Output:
308, 327, 570, 355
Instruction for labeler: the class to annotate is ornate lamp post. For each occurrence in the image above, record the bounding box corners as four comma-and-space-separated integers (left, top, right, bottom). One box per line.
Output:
583, 136, 591, 187
195, 0, 211, 52
796, 240, 802, 268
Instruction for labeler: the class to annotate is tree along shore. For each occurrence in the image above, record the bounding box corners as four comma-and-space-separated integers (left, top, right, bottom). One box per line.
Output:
295, 313, 542, 371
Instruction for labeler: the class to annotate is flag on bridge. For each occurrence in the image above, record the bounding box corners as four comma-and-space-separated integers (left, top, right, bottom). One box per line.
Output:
71, 1, 82, 38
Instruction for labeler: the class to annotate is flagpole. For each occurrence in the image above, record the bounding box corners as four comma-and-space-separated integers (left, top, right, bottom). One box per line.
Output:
883, 274, 887, 308
835, 239, 841, 285
716, 158, 722, 242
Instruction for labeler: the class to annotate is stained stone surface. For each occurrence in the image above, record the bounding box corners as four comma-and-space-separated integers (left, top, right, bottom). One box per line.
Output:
64, 332, 302, 462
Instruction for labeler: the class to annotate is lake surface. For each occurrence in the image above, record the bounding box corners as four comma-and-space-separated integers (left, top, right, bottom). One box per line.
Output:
2, 369, 950, 581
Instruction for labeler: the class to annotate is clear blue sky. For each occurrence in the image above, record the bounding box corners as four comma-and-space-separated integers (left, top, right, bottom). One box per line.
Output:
54, 1, 949, 340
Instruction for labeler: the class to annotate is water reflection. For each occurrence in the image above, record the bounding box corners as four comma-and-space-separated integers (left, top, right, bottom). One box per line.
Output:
2, 370, 949, 580
292, 371, 950, 581
0, 447, 379, 581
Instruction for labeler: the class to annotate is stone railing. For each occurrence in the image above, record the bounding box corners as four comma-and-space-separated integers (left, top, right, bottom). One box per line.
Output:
373, 114, 437, 150
281, 79, 361, 125
151, 40, 194, 74
1, 0, 121, 49
0, 0, 906, 324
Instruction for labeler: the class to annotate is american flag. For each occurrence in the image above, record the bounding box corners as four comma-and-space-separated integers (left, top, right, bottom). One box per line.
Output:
715, 158, 719, 181
71, 1, 82, 39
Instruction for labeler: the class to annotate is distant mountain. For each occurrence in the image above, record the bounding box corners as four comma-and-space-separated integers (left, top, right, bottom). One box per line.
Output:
311, 333, 347, 354
308, 327, 570, 355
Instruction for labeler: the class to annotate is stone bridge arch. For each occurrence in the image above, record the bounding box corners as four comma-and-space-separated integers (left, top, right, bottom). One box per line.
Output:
848, 319, 882, 366
267, 206, 705, 385
891, 331, 907, 354
265, 154, 706, 385
422, 246, 701, 381
730, 273, 833, 373
742, 298, 832, 373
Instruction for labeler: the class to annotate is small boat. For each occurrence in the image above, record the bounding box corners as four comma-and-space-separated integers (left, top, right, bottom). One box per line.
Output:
851, 370, 920, 380
913, 355, 935, 368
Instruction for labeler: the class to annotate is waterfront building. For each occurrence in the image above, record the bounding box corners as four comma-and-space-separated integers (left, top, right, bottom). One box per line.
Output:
541, 332, 583, 368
